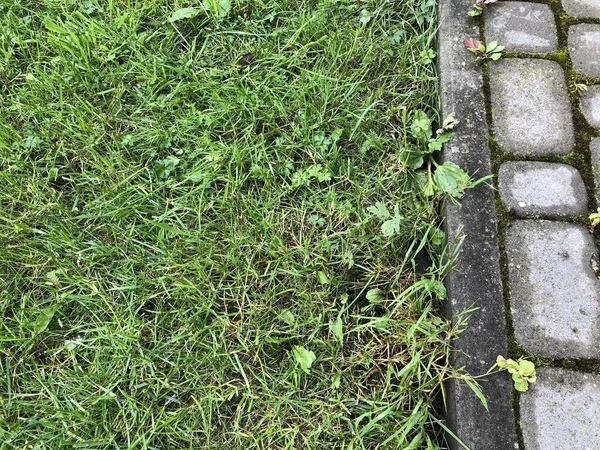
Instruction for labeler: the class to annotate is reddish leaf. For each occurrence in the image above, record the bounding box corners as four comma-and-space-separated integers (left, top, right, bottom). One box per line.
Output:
464, 38, 482, 50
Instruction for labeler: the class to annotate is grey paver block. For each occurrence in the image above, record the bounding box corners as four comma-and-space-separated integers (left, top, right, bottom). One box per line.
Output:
580, 86, 600, 128
498, 162, 587, 218
569, 24, 600, 78
489, 59, 574, 156
592, 138, 600, 203
563, 0, 600, 19
521, 368, 600, 450
485, 2, 557, 53
507, 220, 600, 359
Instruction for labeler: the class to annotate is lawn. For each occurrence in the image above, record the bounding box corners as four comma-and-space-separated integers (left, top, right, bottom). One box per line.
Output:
0, 0, 472, 448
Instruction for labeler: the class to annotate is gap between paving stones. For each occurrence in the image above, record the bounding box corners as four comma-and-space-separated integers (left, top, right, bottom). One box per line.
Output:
440, 0, 600, 449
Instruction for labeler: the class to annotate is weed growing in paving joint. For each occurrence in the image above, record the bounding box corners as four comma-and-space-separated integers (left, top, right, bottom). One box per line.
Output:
0, 0, 477, 448
465, 38, 505, 63
467, 0, 498, 17
493, 356, 537, 392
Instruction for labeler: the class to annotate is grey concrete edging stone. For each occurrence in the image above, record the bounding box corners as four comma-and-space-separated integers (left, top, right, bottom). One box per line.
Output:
489, 59, 574, 156
579, 86, 600, 128
438, 0, 518, 448
484, 2, 557, 53
506, 220, 600, 359
520, 368, 600, 450
498, 162, 588, 219
592, 138, 600, 203
569, 24, 600, 79
563, 0, 600, 19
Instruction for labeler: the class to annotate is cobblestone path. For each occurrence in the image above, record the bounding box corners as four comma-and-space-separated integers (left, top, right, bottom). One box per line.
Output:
486, 1, 600, 449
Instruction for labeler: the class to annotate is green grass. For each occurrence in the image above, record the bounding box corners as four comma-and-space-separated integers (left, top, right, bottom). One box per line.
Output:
0, 0, 471, 448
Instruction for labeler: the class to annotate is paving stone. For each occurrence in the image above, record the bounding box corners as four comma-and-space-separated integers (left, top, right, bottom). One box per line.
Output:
580, 86, 600, 128
498, 162, 587, 218
507, 220, 600, 359
592, 138, 600, 203
521, 368, 600, 450
489, 59, 574, 156
485, 2, 557, 53
569, 24, 600, 79
563, 0, 600, 19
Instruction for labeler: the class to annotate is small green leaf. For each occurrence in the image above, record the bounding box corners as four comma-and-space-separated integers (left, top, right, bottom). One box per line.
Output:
512, 372, 524, 383
329, 317, 344, 344
496, 355, 508, 368
427, 139, 443, 153
381, 215, 402, 237
402, 148, 424, 169
331, 371, 342, 389
441, 113, 459, 131
34, 306, 59, 335
366, 288, 384, 303
505, 359, 519, 373
359, 9, 372, 25
589, 208, 600, 226
432, 228, 445, 246
427, 279, 447, 299
292, 345, 316, 374
433, 162, 473, 200
317, 271, 329, 285
279, 310, 295, 325
410, 110, 433, 141
203, 0, 231, 18
169, 7, 201, 22
45, 269, 65, 286
514, 378, 529, 392
367, 201, 390, 219
486, 41, 498, 52
519, 360, 536, 377
427, 133, 452, 153
491, 53, 502, 61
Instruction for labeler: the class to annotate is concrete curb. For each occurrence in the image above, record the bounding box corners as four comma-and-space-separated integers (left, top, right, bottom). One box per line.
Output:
437, 1, 519, 448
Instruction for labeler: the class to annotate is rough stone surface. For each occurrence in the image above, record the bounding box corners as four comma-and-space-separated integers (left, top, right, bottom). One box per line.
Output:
563, 0, 600, 19
438, 0, 518, 448
569, 24, 600, 79
580, 86, 600, 128
489, 59, 574, 156
592, 138, 600, 203
485, 2, 557, 53
521, 368, 600, 450
507, 220, 600, 359
499, 162, 587, 218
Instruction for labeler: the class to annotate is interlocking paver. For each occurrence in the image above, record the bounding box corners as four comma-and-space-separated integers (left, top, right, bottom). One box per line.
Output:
580, 86, 600, 128
507, 220, 600, 359
498, 162, 587, 218
592, 138, 600, 203
521, 368, 600, 450
489, 59, 574, 156
569, 24, 600, 78
563, 0, 600, 19
485, 2, 557, 53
